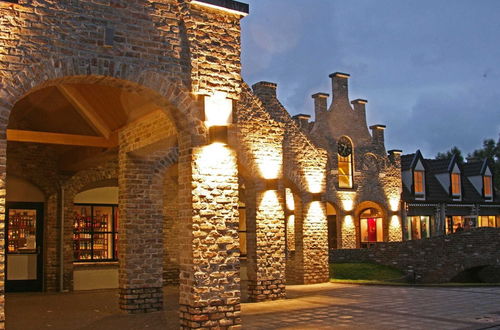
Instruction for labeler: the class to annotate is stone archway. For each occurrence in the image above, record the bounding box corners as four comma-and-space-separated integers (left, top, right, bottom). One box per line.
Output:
354, 201, 388, 247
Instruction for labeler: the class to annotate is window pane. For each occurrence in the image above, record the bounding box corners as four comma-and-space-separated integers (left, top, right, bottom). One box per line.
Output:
360, 219, 368, 242
411, 217, 421, 240
452, 173, 461, 196
93, 206, 113, 232
421, 216, 430, 238
414, 171, 424, 194
8, 209, 37, 253
92, 233, 113, 260
484, 176, 492, 196
338, 155, 353, 188
376, 218, 383, 242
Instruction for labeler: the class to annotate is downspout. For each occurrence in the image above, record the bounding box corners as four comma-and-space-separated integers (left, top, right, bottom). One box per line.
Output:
59, 186, 65, 292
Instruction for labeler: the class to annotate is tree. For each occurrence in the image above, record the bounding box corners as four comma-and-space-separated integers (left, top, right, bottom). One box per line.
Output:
469, 136, 500, 191
436, 146, 464, 163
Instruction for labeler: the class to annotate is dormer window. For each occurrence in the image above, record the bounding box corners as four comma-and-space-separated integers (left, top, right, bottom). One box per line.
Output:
451, 173, 461, 198
413, 170, 425, 197
484, 175, 493, 199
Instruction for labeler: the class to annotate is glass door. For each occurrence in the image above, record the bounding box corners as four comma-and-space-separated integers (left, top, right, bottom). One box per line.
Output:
6, 202, 44, 292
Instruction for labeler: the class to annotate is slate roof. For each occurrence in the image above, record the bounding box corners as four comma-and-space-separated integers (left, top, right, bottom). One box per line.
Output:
401, 153, 415, 171
462, 160, 485, 177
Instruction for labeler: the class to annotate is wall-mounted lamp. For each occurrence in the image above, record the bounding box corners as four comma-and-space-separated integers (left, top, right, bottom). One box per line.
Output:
265, 178, 279, 191
208, 125, 229, 145
203, 91, 233, 145
311, 193, 323, 202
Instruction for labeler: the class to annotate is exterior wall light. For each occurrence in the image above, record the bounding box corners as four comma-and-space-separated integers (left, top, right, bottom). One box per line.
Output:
311, 193, 323, 202
265, 178, 279, 191
203, 91, 233, 145
208, 125, 229, 145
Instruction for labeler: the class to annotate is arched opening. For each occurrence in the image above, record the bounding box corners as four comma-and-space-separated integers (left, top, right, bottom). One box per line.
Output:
337, 136, 354, 189
6, 77, 182, 296
359, 208, 383, 244
326, 202, 338, 250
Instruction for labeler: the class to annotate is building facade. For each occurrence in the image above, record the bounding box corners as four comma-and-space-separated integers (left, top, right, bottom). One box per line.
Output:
0, 0, 332, 328
402, 151, 500, 240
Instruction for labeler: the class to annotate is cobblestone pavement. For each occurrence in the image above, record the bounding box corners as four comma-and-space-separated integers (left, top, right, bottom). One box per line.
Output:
6, 283, 500, 329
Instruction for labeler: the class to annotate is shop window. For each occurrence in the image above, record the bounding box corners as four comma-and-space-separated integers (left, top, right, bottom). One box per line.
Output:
360, 208, 383, 243
483, 175, 493, 198
413, 170, 425, 197
337, 136, 353, 188
406, 216, 430, 240
478, 215, 496, 227
446, 216, 476, 234
451, 173, 461, 197
73, 204, 118, 261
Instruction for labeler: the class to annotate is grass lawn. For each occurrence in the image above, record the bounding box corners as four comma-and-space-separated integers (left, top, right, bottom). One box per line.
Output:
330, 263, 405, 283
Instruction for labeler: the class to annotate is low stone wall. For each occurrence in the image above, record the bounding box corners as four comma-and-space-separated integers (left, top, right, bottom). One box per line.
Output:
330, 228, 500, 283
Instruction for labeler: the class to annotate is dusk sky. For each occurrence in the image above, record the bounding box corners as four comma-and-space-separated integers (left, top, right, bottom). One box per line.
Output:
240, 0, 500, 158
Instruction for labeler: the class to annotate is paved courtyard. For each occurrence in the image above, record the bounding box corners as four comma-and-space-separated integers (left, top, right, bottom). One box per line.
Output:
6, 283, 500, 329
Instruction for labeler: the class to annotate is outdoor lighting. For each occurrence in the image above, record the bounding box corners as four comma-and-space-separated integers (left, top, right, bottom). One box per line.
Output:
256, 146, 282, 180
339, 191, 356, 212
204, 91, 232, 145
305, 171, 324, 194
265, 178, 279, 191
285, 188, 295, 211
311, 193, 322, 202
389, 197, 400, 212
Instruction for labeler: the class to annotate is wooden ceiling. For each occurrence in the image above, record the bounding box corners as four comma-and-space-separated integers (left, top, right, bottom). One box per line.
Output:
7, 83, 174, 173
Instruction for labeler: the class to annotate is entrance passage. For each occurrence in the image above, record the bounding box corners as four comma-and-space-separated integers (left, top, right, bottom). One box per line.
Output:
360, 208, 383, 244
6, 202, 44, 292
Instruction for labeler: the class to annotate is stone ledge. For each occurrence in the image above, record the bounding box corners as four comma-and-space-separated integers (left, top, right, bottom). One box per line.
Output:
191, 0, 249, 15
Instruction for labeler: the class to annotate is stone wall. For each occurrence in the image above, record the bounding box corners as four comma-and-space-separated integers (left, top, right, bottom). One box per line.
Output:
330, 227, 500, 283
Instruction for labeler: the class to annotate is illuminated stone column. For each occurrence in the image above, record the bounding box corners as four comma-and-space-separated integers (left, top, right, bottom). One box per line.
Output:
294, 194, 329, 284
388, 215, 403, 242
246, 181, 286, 302
0, 134, 5, 328
178, 141, 241, 328
341, 215, 357, 249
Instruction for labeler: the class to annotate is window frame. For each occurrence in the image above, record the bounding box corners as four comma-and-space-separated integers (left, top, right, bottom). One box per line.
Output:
73, 203, 119, 262
451, 173, 461, 198
483, 175, 493, 198
413, 170, 425, 197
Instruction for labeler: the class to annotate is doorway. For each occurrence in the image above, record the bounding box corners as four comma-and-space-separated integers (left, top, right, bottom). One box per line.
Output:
6, 202, 44, 292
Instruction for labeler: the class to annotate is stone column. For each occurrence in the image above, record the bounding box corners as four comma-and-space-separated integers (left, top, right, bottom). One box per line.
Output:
246, 181, 286, 302
294, 194, 329, 284
0, 136, 6, 328
118, 152, 164, 313
178, 137, 241, 328
341, 213, 357, 249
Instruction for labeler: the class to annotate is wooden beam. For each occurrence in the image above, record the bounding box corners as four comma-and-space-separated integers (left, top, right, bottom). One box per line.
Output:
7, 129, 117, 148
57, 84, 112, 138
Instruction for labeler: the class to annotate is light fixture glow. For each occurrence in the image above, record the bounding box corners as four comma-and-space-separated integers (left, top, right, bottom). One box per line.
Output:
204, 91, 233, 128
255, 145, 282, 180
338, 192, 356, 212
305, 171, 324, 194
389, 197, 400, 212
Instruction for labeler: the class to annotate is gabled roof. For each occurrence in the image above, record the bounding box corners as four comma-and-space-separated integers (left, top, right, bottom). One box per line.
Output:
461, 175, 484, 202
401, 150, 424, 171
462, 159, 490, 177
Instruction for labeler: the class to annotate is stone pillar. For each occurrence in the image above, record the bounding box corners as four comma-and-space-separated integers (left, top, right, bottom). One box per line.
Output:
0, 135, 6, 328
294, 194, 329, 284
118, 152, 164, 313
341, 214, 357, 249
246, 181, 286, 302
178, 137, 241, 328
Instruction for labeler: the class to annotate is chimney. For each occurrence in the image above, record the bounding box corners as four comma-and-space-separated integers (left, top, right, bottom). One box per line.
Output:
311, 92, 329, 122
370, 124, 386, 149
329, 72, 350, 103
351, 98, 368, 123
388, 149, 403, 167
292, 114, 311, 132
252, 81, 277, 100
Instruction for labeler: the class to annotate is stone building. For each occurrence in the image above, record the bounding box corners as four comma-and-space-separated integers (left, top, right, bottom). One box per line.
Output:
401, 151, 500, 239
0, 0, 332, 328
282, 73, 404, 250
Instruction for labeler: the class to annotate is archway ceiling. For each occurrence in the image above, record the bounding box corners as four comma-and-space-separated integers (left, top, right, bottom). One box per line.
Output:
7, 84, 175, 173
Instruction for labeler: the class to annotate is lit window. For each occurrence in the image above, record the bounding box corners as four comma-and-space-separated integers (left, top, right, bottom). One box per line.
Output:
451, 173, 461, 196
484, 175, 492, 197
478, 215, 496, 227
406, 216, 430, 240
73, 204, 119, 261
337, 137, 353, 188
414, 170, 424, 195
360, 208, 383, 243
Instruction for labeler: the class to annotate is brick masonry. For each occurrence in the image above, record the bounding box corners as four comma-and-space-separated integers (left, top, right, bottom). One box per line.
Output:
330, 227, 500, 283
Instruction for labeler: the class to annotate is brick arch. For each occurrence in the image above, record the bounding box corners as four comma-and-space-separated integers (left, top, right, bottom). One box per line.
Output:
0, 58, 203, 134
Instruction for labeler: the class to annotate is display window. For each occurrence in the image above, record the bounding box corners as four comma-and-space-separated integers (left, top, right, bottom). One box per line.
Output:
446, 216, 476, 234
360, 208, 383, 243
406, 216, 430, 240
478, 215, 497, 227
73, 204, 118, 261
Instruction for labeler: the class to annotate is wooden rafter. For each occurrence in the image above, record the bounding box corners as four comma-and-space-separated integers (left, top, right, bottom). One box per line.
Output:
57, 84, 111, 138
7, 129, 118, 148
